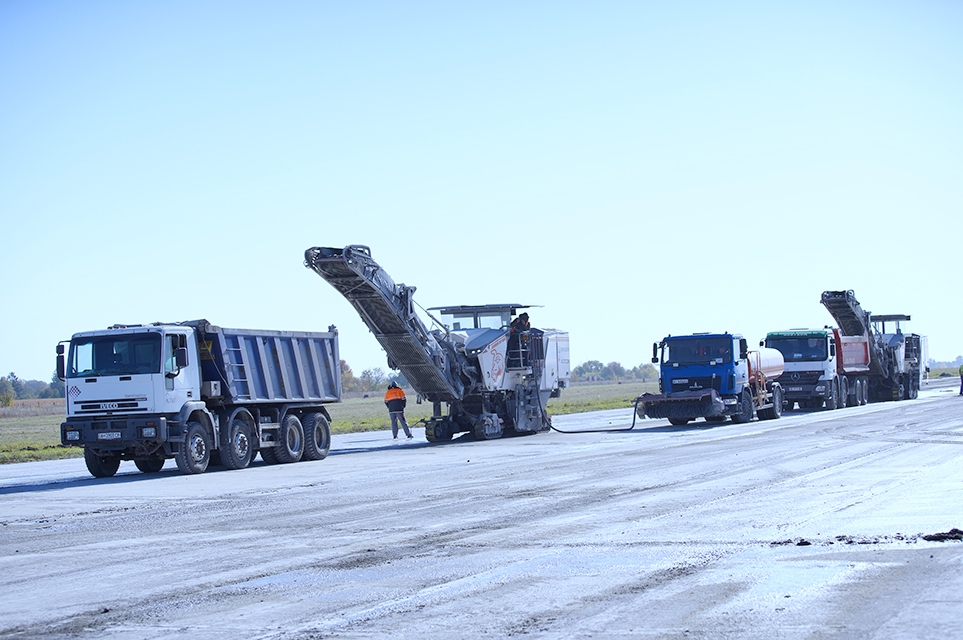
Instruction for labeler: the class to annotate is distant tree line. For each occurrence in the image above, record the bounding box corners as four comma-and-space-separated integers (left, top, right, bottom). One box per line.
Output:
571, 361, 659, 383
0, 372, 64, 406
0, 358, 660, 406
340, 360, 407, 394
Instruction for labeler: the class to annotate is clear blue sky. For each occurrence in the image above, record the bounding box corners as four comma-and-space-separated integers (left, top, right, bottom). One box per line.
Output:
2, 1, 961, 383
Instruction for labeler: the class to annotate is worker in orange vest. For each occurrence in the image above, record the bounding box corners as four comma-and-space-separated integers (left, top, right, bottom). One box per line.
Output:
384, 381, 412, 439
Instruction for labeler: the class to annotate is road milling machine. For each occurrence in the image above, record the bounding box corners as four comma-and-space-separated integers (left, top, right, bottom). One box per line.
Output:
304, 245, 570, 441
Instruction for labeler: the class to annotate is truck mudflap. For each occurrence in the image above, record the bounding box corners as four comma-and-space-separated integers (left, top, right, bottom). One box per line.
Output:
637, 389, 726, 420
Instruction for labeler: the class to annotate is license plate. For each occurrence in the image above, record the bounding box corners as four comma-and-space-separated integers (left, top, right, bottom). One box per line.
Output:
788, 387, 803, 392
98, 431, 122, 440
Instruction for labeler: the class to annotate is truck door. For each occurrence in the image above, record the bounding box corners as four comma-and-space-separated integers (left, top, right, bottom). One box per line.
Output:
164, 332, 199, 410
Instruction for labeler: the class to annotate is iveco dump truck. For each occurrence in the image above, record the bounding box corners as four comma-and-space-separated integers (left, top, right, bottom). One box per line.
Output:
764, 290, 925, 410
304, 245, 570, 441
636, 332, 784, 426
58, 320, 341, 478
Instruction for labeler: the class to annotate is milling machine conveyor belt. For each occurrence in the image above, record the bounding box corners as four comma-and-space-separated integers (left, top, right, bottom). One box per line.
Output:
304, 245, 460, 402
820, 290, 871, 337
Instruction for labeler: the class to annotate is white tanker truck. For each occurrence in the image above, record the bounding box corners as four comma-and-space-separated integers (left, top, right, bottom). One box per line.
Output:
636, 332, 785, 425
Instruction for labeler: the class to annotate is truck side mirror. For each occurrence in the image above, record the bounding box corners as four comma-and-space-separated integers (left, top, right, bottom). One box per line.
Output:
738, 338, 748, 360
759, 340, 764, 347
175, 347, 189, 368
652, 342, 659, 364
55, 343, 66, 381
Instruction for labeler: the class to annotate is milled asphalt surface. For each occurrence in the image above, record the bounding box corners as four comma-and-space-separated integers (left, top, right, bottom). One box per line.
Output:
1, 379, 961, 639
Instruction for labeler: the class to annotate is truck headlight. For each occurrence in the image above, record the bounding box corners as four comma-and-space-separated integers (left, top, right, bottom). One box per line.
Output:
66, 431, 80, 441
142, 427, 157, 438
815, 385, 826, 393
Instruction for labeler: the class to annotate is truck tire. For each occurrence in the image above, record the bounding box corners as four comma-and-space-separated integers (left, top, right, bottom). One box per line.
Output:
275, 415, 304, 464
730, 390, 754, 423
85, 448, 121, 478
838, 378, 848, 409
668, 417, 690, 426
134, 458, 165, 473
259, 446, 279, 465
221, 411, 254, 470
175, 422, 211, 475
302, 412, 331, 461
824, 382, 838, 410
758, 386, 783, 421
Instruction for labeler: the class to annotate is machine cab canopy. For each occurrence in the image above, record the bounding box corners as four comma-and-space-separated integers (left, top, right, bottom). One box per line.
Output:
432, 304, 538, 331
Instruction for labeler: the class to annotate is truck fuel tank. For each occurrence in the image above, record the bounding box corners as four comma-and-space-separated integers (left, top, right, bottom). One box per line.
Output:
748, 347, 784, 381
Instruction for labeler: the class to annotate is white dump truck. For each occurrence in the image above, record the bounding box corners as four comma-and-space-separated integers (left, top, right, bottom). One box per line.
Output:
58, 320, 341, 477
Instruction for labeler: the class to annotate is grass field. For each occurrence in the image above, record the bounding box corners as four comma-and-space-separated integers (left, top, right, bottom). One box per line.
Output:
0, 382, 656, 464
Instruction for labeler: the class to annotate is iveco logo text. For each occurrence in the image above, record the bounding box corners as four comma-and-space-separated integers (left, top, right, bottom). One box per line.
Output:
102, 402, 120, 410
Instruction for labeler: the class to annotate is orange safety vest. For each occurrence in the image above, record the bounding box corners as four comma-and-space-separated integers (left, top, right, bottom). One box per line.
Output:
384, 387, 406, 403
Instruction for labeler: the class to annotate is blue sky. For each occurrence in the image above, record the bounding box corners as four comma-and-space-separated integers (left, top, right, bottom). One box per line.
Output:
2, 1, 961, 382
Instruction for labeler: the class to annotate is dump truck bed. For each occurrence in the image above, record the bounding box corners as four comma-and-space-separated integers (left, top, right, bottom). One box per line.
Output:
186, 320, 341, 405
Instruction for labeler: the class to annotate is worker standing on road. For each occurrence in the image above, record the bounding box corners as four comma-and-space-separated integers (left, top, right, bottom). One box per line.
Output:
384, 382, 413, 439
959, 363, 963, 396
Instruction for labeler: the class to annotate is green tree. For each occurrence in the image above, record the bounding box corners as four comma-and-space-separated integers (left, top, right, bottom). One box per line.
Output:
340, 360, 360, 392
632, 363, 658, 382
7, 372, 27, 399
360, 368, 387, 392
0, 377, 13, 406
601, 362, 625, 380
572, 360, 604, 381
48, 371, 65, 398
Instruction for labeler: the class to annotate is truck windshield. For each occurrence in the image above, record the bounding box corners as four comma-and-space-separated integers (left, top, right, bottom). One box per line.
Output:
767, 337, 827, 362
663, 338, 732, 366
68, 333, 162, 377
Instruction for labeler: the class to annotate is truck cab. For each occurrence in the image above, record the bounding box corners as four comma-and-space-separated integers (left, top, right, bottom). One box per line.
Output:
764, 329, 839, 409
59, 324, 210, 476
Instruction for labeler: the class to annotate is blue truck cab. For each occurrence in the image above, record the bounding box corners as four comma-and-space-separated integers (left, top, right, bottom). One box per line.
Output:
637, 332, 784, 426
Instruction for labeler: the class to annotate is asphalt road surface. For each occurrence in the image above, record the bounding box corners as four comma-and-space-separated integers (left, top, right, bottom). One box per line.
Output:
2, 380, 962, 639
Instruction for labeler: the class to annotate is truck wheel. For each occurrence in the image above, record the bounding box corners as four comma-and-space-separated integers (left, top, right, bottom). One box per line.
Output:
668, 417, 690, 426
275, 415, 304, 463
759, 386, 783, 420
175, 422, 211, 475
85, 448, 121, 478
134, 458, 165, 473
838, 378, 848, 409
302, 412, 331, 461
730, 390, 754, 423
824, 382, 838, 410
221, 411, 254, 470
260, 446, 279, 465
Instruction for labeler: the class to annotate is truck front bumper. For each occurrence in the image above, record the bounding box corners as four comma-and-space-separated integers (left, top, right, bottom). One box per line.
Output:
637, 390, 727, 420
61, 416, 169, 450
781, 383, 831, 400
